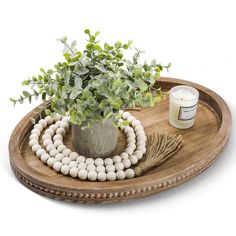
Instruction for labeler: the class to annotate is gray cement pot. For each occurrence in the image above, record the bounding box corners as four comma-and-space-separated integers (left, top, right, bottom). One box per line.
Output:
72, 119, 118, 159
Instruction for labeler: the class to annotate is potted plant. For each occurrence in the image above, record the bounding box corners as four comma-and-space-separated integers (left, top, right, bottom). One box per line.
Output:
10, 29, 171, 158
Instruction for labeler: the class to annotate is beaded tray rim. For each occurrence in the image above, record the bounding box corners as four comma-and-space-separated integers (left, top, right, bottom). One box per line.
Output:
8, 77, 231, 203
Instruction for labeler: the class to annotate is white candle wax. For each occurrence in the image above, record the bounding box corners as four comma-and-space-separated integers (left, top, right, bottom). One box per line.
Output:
169, 85, 199, 129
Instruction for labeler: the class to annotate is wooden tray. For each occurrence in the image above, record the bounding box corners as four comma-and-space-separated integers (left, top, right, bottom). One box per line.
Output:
9, 77, 231, 203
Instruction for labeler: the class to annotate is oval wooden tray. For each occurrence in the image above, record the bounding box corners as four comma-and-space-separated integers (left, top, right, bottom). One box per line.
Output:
9, 77, 231, 203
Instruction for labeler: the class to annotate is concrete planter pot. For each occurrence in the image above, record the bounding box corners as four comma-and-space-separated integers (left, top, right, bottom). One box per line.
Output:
72, 119, 118, 159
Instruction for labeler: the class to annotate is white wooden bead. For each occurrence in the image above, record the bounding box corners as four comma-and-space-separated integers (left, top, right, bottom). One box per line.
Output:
122, 158, 131, 168
120, 152, 129, 159
106, 164, 115, 172
47, 157, 56, 167
45, 128, 54, 136
56, 128, 66, 136
137, 146, 146, 154
61, 165, 70, 175
129, 155, 138, 165
86, 158, 95, 165
143, 135, 147, 142
54, 140, 63, 148
134, 150, 143, 160
137, 134, 147, 141
122, 111, 131, 119
32, 144, 41, 153
113, 155, 121, 163
62, 116, 70, 123
69, 152, 79, 161
125, 147, 133, 155
78, 163, 87, 170
36, 148, 46, 157
38, 119, 47, 128
42, 133, 51, 141
127, 116, 135, 124
127, 132, 135, 139
78, 169, 87, 180
94, 158, 104, 166
131, 119, 140, 127
76, 155, 85, 163
137, 140, 146, 146
49, 124, 58, 132
53, 162, 63, 172
124, 126, 133, 134
137, 143, 146, 149
62, 157, 71, 165
29, 133, 39, 140
69, 161, 77, 168
127, 137, 135, 144
136, 130, 146, 139
53, 115, 61, 122
43, 139, 52, 147
57, 145, 66, 152
55, 153, 64, 162
125, 169, 135, 179
60, 121, 69, 130
55, 120, 62, 128
34, 124, 43, 132
106, 171, 116, 181
31, 129, 41, 136
104, 158, 113, 166
127, 143, 136, 150
116, 170, 126, 180
46, 144, 56, 152
115, 162, 124, 171
97, 172, 106, 181
62, 148, 71, 157
88, 171, 97, 181
29, 139, 38, 147
87, 164, 96, 171
53, 134, 63, 141
69, 167, 79, 177
45, 116, 53, 125
136, 130, 145, 137
134, 124, 144, 132
96, 165, 105, 173
50, 149, 59, 157
40, 153, 50, 163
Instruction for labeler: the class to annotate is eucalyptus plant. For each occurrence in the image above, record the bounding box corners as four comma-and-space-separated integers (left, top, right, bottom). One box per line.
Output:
10, 29, 171, 129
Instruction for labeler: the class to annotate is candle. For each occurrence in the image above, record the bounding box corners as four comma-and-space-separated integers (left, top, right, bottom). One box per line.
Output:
169, 85, 199, 129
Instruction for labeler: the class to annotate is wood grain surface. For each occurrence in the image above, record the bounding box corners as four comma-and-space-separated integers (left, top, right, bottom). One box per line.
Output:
8, 77, 231, 203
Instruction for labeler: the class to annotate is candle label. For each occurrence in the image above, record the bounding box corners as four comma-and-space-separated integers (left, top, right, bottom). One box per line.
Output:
178, 104, 197, 120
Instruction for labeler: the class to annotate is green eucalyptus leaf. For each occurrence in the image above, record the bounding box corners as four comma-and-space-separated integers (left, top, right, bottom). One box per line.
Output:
74, 77, 82, 88
23, 91, 31, 97
68, 61, 80, 66
94, 64, 106, 73
110, 97, 123, 110
98, 99, 109, 109
70, 87, 82, 99
115, 41, 122, 49
112, 79, 122, 90
77, 68, 89, 75
84, 29, 90, 35
135, 80, 148, 91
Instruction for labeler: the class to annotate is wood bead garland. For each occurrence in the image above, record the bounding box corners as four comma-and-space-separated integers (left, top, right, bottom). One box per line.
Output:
29, 111, 147, 181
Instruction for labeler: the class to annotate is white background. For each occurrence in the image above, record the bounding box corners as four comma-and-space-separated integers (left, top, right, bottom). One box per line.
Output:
0, 0, 235, 235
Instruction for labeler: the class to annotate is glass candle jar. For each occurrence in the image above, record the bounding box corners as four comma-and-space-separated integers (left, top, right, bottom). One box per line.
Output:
169, 85, 199, 129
